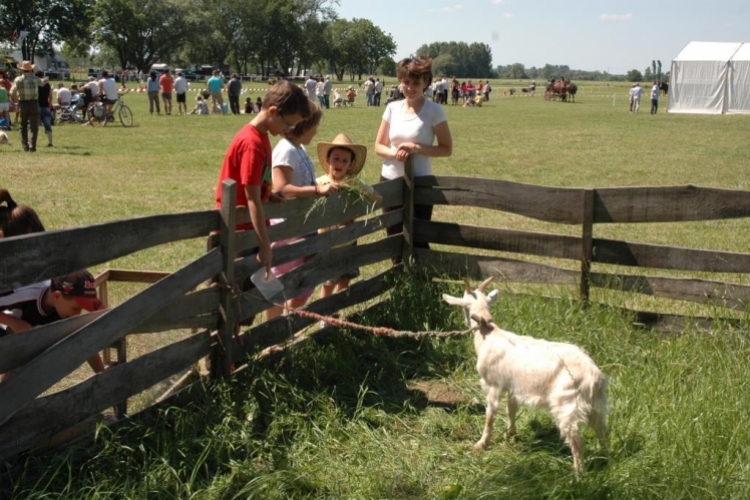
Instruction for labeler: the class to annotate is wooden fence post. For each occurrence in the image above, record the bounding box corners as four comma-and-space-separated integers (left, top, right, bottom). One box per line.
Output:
401, 157, 415, 270
213, 180, 238, 380
580, 189, 595, 304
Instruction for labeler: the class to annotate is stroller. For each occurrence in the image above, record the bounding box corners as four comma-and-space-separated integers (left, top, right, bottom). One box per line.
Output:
56, 94, 85, 124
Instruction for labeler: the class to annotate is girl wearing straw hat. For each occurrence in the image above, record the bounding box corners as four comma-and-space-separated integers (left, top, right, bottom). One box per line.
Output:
316, 133, 382, 303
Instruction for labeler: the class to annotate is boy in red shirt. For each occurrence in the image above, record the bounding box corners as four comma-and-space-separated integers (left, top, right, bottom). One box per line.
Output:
215, 80, 310, 274
159, 69, 174, 115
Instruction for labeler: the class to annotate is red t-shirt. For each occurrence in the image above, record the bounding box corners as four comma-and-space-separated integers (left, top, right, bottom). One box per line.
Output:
215, 124, 273, 228
159, 74, 174, 93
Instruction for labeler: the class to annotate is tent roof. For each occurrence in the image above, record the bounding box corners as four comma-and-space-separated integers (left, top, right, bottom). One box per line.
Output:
674, 41, 743, 62
730, 43, 750, 61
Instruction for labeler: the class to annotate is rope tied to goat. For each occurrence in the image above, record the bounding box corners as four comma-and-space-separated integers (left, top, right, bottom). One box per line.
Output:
224, 282, 480, 339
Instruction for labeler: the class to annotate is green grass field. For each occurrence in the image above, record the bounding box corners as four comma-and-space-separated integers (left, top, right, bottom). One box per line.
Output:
3, 81, 750, 498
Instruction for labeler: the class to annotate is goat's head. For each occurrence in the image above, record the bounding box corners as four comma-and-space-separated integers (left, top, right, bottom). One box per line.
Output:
442, 277, 498, 330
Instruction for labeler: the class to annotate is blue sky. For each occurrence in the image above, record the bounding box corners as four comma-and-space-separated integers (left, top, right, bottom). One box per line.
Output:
337, 0, 749, 74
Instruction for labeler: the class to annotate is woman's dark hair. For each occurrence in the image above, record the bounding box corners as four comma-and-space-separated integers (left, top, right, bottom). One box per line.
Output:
0, 189, 45, 238
396, 55, 433, 91
262, 80, 310, 118
150, 71, 157, 80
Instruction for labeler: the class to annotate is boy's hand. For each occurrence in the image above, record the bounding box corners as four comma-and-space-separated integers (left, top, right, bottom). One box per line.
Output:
269, 192, 286, 203
257, 243, 272, 276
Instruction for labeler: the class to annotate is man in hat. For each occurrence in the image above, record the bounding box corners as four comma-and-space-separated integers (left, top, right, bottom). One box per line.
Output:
10, 61, 42, 152
0, 269, 107, 375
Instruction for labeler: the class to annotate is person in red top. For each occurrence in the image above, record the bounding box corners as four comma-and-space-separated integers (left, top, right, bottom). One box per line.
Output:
215, 80, 310, 274
159, 69, 174, 115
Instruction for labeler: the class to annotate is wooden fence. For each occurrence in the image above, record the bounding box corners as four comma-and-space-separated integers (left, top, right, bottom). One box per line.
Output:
2, 171, 750, 461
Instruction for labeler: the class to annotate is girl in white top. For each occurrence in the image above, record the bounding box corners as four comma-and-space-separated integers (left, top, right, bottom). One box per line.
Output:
374, 55, 453, 256
266, 102, 339, 320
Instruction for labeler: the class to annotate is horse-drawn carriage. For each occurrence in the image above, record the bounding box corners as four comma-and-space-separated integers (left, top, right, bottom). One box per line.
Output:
545, 78, 577, 102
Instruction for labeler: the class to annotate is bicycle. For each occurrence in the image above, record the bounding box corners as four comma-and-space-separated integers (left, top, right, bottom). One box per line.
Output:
90, 92, 133, 127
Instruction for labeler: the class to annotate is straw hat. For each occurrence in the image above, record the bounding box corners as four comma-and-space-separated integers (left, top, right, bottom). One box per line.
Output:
18, 60, 34, 72
317, 134, 367, 176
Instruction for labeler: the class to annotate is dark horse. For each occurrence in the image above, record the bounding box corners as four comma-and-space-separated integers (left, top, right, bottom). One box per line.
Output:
659, 81, 669, 96
547, 78, 576, 102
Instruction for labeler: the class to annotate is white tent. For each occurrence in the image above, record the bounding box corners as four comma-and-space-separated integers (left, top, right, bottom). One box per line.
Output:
668, 41, 750, 115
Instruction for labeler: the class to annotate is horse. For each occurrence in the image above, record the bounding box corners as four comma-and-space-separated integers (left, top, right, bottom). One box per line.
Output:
547, 78, 570, 102
659, 81, 669, 96
566, 81, 578, 102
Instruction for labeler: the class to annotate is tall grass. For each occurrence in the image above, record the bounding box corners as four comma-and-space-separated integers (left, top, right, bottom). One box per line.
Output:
2, 83, 750, 498
4, 274, 750, 499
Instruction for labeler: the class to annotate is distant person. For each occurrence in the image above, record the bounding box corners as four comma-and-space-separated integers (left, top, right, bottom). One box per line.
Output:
374, 78, 383, 106
10, 61, 42, 152
174, 71, 188, 115
159, 69, 174, 115
227, 73, 242, 115
55, 82, 71, 108
650, 81, 659, 115
244, 96, 253, 114
323, 76, 332, 109
628, 84, 636, 113
304, 74, 317, 100
214, 80, 310, 274
633, 83, 644, 112
190, 94, 209, 115
35, 71, 53, 147
206, 70, 226, 115
98, 70, 118, 117
147, 71, 160, 115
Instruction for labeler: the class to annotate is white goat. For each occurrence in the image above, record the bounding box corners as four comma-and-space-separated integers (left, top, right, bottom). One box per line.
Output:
443, 277, 608, 476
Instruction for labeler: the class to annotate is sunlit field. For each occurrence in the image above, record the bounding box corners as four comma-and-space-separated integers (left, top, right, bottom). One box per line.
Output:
3, 80, 750, 499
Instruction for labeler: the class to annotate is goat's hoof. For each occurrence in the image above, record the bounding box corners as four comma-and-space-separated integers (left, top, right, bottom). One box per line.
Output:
473, 442, 486, 452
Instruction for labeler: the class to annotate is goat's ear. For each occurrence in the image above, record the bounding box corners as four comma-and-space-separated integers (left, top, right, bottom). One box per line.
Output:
443, 294, 470, 307
487, 289, 499, 304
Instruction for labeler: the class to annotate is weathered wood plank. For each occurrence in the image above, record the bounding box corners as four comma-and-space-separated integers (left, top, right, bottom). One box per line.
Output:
413, 221, 581, 260
580, 189, 595, 302
593, 238, 750, 273
105, 269, 170, 283
413, 249, 580, 285
414, 176, 584, 224
234, 209, 404, 282
594, 185, 750, 223
0, 210, 218, 293
215, 180, 239, 379
0, 287, 219, 374
236, 235, 402, 322
589, 272, 750, 310
0, 331, 212, 462
234, 267, 401, 361
0, 249, 223, 427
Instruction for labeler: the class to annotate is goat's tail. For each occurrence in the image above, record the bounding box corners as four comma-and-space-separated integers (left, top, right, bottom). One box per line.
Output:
580, 366, 608, 419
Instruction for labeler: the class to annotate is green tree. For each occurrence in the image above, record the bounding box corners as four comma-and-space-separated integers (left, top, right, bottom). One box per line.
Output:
94, 0, 198, 71
508, 62, 526, 79
0, 0, 94, 62
432, 53, 457, 77
626, 69, 643, 82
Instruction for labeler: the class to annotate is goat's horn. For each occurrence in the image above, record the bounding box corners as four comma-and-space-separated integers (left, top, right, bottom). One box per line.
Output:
462, 277, 473, 294
477, 276, 494, 293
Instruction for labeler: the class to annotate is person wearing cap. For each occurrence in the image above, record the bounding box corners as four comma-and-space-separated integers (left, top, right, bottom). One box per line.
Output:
0, 270, 107, 377
315, 134, 382, 304
9, 61, 43, 152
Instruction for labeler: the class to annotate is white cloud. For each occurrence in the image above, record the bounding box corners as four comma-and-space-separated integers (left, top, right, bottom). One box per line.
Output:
600, 13, 633, 21
440, 4, 464, 12
502, 12, 514, 18
492, 0, 506, 4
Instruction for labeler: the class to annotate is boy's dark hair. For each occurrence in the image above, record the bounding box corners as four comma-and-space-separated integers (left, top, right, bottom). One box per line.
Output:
286, 101, 323, 140
0, 189, 45, 237
262, 80, 310, 118
396, 55, 433, 91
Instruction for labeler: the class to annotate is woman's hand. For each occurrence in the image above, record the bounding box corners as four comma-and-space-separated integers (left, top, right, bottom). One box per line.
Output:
395, 142, 417, 162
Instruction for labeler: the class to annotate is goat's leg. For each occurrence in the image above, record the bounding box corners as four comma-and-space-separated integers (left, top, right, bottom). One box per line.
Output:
474, 386, 500, 450
566, 427, 584, 480
590, 411, 609, 456
505, 397, 518, 439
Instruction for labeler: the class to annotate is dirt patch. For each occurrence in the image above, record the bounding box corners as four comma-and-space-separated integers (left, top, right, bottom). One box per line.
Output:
408, 380, 468, 406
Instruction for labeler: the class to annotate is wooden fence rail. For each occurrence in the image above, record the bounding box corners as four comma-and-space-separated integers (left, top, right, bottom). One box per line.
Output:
3, 172, 750, 461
